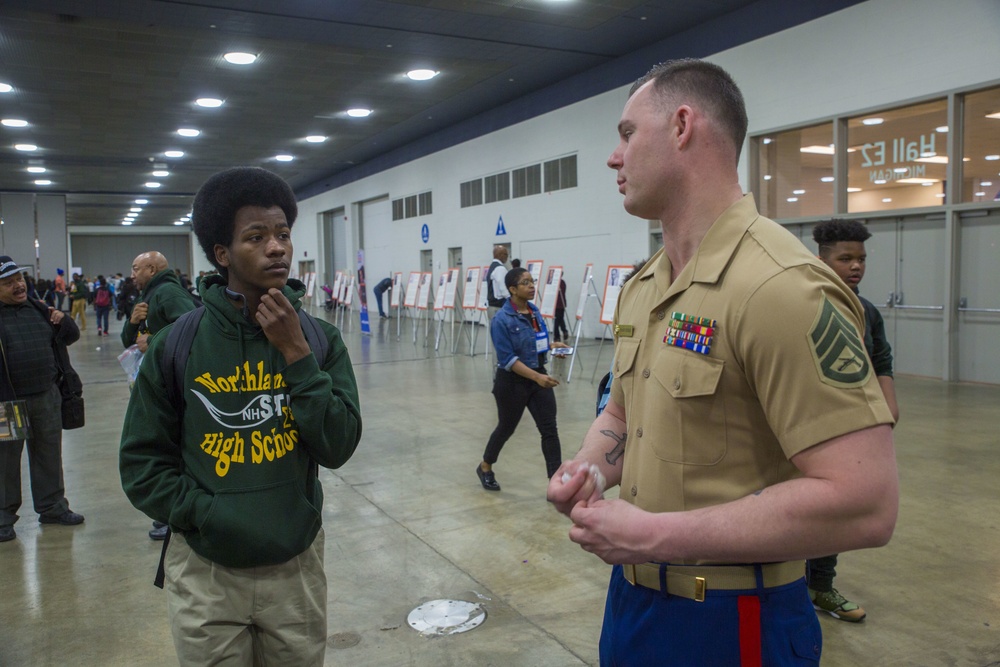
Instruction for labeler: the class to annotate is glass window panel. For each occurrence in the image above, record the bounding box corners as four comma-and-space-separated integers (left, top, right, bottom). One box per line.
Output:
847, 99, 947, 212
962, 86, 1000, 203
561, 155, 577, 189
404, 195, 417, 218
418, 191, 432, 215
392, 199, 404, 220
755, 123, 833, 219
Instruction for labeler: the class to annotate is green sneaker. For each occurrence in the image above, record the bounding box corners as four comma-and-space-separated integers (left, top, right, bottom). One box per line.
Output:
809, 587, 867, 622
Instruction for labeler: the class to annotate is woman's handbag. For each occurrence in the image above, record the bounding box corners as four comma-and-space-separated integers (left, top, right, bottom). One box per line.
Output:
0, 400, 30, 442
54, 345, 85, 430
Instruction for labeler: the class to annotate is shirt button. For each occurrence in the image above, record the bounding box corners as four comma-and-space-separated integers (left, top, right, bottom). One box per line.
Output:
642, 368, 650, 378
630, 485, 638, 497
636, 427, 643, 438
673, 378, 681, 390
657, 310, 666, 320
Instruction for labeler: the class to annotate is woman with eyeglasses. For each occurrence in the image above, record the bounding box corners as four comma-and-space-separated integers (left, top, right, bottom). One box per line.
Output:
476, 267, 570, 491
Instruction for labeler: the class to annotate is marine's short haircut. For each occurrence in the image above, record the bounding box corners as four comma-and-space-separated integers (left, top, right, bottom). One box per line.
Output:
192, 167, 298, 275
812, 219, 872, 254
505, 267, 530, 290
631, 59, 748, 163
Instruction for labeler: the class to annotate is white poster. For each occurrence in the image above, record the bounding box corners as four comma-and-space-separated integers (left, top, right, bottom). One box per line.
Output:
525, 259, 543, 304
476, 265, 490, 311
444, 268, 459, 308
344, 274, 356, 306
417, 272, 433, 310
333, 271, 344, 304
575, 264, 593, 320
390, 272, 403, 308
339, 273, 350, 303
463, 267, 481, 310
433, 272, 448, 311
404, 271, 421, 308
600, 265, 633, 324
539, 266, 562, 318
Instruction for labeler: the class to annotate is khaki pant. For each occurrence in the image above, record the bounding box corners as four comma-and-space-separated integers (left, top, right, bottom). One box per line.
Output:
165, 529, 327, 666
70, 298, 87, 330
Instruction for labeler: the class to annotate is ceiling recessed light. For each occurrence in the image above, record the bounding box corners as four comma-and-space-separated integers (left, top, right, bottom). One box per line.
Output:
347, 108, 372, 118
0, 83, 12, 93
173, 220, 185, 226
762, 138, 772, 144
275, 154, 294, 162
847, 187, 862, 193
130, 207, 142, 213
223, 52, 257, 65
893, 167, 909, 173
975, 192, 986, 197
164, 150, 184, 158
14, 144, 37, 151
763, 174, 772, 181
196, 98, 224, 108
981, 181, 993, 186
786, 197, 799, 203
135, 199, 148, 204
874, 179, 887, 184
936, 125, 949, 132
820, 176, 835, 183
986, 155, 1000, 161
985, 112, 1000, 120
406, 69, 439, 81
122, 220, 133, 226
2, 119, 28, 127
921, 182, 934, 186
792, 189, 805, 195
177, 128, 200, 137
305, 135, 327, 143
26, 166, 46, 174
34, 179, 51, 185
882, 198, 892, 203
935, 193, 946, 198
152, 170, 169, 177
145, 182, 162, 188
862, 117, 884, 125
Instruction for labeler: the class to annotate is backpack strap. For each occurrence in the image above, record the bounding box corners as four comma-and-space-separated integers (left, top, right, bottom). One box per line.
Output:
162, 307, 206, 418
297, 309, 329, 364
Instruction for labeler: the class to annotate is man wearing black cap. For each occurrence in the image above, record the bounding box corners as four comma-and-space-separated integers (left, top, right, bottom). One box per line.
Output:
0, 256, 85, 543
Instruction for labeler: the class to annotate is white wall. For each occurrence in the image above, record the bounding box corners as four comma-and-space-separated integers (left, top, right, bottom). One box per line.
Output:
294, 0, 1000, 339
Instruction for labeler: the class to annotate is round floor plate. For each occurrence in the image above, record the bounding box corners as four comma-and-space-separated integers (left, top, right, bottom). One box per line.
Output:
407, 599, 486, 636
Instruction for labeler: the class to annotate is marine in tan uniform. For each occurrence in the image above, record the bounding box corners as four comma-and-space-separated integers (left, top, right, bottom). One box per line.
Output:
547, 59, 899, 666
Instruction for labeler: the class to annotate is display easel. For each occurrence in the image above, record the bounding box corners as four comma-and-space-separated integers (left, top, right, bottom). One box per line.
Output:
569, 274, 604, 384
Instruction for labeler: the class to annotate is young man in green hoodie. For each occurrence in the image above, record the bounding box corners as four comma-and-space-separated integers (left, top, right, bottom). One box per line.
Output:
120, 166, 363, 666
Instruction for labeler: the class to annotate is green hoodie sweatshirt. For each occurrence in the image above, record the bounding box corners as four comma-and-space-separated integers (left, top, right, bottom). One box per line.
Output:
119, 275, 362, 568
120, 269, 198, 348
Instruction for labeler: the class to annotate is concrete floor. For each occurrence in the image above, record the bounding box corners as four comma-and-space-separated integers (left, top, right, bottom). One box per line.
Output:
1, 310, 998, 666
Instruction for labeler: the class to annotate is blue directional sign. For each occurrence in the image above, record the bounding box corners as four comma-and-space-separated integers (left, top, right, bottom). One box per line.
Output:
496, 216, 506, 236
421, 223, 429, 243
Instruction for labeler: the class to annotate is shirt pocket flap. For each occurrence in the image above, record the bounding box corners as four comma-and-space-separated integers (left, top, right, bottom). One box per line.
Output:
613, 339, 640, 377
655, 351, 724, 398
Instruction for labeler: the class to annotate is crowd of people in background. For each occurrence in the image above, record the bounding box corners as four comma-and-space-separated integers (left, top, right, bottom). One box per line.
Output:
21, 267, 202, 334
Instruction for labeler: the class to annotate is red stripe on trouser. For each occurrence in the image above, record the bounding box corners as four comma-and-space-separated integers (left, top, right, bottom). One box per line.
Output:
738, 595, 762, 667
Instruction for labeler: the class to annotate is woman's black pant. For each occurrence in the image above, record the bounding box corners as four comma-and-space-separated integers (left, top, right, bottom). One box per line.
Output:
483, 368, 562, 478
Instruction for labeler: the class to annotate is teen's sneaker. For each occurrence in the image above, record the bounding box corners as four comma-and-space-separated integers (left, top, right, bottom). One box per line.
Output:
809, 587, 866, 622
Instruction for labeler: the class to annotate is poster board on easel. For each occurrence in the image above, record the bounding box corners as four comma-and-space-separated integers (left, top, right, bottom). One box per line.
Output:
403, 271, 421, 308
525, 259, 543, 305
332, 271, 344, 305
444, 268, 459, 309
539, 266, 562, 319
390, 272, 403, 308
575, 264, 593, 321
417, 272, 433, 310
463, 267, 480, 311
600, 265, 633, 325
432, 271, 448, 313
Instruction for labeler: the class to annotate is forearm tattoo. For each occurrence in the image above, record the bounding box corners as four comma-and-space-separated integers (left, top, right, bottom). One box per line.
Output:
602, 429, 627, 465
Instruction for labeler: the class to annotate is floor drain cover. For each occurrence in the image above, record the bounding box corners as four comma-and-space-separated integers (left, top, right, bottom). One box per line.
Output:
407, 599, 486, 636
328, 632, 361, 649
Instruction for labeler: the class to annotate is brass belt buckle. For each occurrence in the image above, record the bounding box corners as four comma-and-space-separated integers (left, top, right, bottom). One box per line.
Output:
694, 576, 706, 602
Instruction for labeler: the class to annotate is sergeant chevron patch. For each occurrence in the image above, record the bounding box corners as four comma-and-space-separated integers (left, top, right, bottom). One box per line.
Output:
808, 297, 871, 388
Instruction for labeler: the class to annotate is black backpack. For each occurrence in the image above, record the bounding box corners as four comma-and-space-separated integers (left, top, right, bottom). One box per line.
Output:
151, 305, 329, 588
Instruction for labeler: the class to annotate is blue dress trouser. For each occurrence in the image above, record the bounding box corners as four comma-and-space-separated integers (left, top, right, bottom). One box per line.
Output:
600, 564, 822, 666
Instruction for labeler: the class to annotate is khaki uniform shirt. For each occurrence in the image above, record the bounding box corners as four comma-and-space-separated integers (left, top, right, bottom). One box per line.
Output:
610, 196, 893, 563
